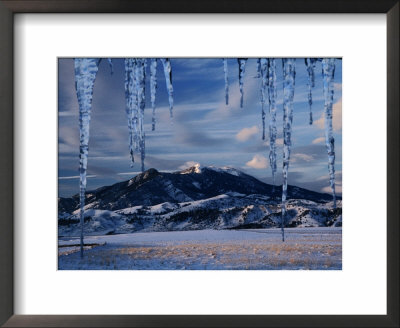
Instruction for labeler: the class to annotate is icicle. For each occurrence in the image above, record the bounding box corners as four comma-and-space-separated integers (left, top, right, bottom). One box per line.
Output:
305, 58, 316, 124
223, 59, 229, 105
150, 58, 158, 131
107, 58, 114, 74
281, 58, 296, 242
259, 59, 268, 140
160, 58, 174, 119
322, 58, 337, 208
256, 58, 261, 78
237, 58, 247, 108
267, 59, 278, 190
124, 59, 138, 167
74, 58, 100, 258
135, 59, 147, 172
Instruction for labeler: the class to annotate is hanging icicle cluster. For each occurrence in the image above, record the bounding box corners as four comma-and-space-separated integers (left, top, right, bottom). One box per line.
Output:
124, 58, 174, 172
73, 57, 174, 257
73, 58, 337, 255
221, 58, 337, 241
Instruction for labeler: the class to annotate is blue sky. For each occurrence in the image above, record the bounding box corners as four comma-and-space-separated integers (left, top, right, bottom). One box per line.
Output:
58, 58, 342, 197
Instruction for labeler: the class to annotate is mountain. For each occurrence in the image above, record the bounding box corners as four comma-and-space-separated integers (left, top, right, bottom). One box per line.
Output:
58, 165, 342, 236
59, 164, 335, 214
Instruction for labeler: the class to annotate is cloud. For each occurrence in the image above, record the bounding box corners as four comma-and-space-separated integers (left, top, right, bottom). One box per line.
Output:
246, 154, 268, 169
312, 137, 325, 144
314, 98, 342, 131
291, 144, 328, 161
292, 153, 314, 162
179, 161, 200, 170
236, 126, 259, 142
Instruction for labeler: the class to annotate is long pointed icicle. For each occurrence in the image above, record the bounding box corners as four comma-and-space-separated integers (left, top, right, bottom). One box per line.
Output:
322, 58, 337, 208
267, 59, 278, 190
237, 58, 247, 108
281, 58, 296, 242
305, 58, 316, 124
124, 59, 138, 167
223, 59, 229, 105
74, 58, 100, 258
150, 58, 158, 131
160, 58, 174, 119
135, 59, 147, 172
259, 58, 268, 140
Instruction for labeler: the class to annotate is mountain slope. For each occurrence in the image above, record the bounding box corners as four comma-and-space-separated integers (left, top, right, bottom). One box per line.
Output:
59, 165, 336, 214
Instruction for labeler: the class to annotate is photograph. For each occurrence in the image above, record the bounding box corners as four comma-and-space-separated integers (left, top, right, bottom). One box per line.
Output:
58, 57, 342, 270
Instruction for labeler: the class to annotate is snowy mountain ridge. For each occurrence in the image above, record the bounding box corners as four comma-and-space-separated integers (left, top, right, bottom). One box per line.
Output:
58, 166, 342, 237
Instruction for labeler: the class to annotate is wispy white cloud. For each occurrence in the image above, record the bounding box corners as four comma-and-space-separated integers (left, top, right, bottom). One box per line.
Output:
312, 137, 325, 144
246, 154, 268, 169
292, 153, 314, 162
236, 126, 259, 142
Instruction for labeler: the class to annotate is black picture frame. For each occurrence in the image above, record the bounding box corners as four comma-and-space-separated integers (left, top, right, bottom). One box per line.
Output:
0, 1, 398, 327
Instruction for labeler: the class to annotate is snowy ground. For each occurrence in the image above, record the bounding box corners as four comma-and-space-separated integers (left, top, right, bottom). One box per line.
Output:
58, 228, 342, 270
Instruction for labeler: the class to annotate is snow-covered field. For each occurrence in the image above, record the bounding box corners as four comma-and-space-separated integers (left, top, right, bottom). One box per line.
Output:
58, 228, 341, 270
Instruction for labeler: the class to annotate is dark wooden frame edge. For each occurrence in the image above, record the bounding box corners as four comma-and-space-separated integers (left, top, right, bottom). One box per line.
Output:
0, 1, 398, 327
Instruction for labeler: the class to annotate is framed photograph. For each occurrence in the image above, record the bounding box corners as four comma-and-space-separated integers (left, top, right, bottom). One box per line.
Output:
0, 1, 398, 327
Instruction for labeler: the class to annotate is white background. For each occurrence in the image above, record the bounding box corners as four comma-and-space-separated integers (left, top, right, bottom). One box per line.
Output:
14, 14, 387, 315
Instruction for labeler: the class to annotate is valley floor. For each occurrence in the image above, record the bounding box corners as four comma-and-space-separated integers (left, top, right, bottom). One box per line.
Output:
58, 228, 342, 270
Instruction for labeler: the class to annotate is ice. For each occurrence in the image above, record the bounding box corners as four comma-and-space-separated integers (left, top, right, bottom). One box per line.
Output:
160, 58, 174, 119
268, 59, 278, 189
259, 58, 268, 140
305, 58, 316, 124
135, 59, 147, 172
74, 58, 101, 257
223, 58, 229, 105
322, 58, 337, 208
150, 58, 158, 130
281, 58, 296, 242
237, 58, 247, 108
124, 59, 138, 167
